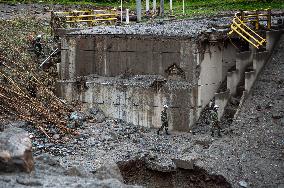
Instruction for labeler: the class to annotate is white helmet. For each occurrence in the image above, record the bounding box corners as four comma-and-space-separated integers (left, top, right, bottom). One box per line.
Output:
214, 105, 219, 109
163, 104, 168, 108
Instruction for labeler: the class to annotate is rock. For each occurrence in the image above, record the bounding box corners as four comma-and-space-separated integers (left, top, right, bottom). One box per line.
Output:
64, 166, 83, 177
88, 107, 106, 123
145, 157, 176, 172
16, 177, 42, 186
70, 111, 86, 122
94, 162, 124, 182
272, 113, 283, 119
0, 125, 4, 132
35, 153, 61, 167
239, 180, 248, 188
0, 127, 34, 173
53, 134, 60, 140
172, 154, 199, 170
90, 178, 141, 188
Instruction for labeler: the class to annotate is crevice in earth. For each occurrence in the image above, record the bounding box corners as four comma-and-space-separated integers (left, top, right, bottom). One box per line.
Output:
117, 159, 232, 188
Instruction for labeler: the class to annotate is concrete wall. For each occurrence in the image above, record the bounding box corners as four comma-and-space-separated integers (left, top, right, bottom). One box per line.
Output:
266, 30, 283, 53
57, 78, 192, 131
244, 71, 256, 92
60, 35, 196, 81
222, 43, 236, 80
57, 29, 282, 131
197, 42, 223, 109
227, 70, 239, 96
215, 90, 230, 120
236, 51, 253, 76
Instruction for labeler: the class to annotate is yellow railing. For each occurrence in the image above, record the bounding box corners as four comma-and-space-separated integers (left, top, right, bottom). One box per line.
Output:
228, 9, 271, 49
51, 9, 118, 29
240, 9, 271, 30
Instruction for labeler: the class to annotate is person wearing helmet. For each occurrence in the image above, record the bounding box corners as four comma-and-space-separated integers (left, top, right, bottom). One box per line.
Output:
157, 104, 170, 135
210, 104, 221, 137
33, 34, 43, 57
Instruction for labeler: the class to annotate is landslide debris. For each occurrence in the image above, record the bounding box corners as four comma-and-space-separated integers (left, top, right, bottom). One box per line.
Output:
0, 16, 71, 138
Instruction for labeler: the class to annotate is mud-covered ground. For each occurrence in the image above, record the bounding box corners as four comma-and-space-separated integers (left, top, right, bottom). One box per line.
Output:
0, 3, 284, 188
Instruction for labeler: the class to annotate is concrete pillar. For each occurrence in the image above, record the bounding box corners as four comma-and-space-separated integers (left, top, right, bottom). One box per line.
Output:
153, 0, 156, 13
170, 0, 172, 14
126, 9, 129, 24
182, 0, 185, 15
160, 0, 164, 17
120, 0, 123, 23
136, 0, 142, 22
146, 0, 150, 12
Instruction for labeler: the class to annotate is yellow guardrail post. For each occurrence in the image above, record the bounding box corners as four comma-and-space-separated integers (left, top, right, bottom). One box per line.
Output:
267, 9, 271, 29
255, 10, 259, 30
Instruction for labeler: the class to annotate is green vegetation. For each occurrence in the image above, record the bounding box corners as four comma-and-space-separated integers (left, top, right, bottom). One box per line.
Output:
1, 0, 284, 17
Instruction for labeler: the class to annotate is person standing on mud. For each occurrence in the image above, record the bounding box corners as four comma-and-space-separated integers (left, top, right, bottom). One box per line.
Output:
157, 105, 170, 135
210, 105, 221, 137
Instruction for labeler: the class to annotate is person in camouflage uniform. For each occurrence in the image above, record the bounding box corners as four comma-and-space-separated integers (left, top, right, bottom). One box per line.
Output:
33, 34, 43, 57
157, 105, 170, 135
210, 105, 221, 137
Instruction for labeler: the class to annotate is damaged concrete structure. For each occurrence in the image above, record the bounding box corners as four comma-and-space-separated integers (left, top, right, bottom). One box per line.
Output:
57, 18, 283, 131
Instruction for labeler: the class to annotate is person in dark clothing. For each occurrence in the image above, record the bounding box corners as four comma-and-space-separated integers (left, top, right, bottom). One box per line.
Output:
157, 105, 170, 135
210, 105, 221, 137
33, 35, 43, 57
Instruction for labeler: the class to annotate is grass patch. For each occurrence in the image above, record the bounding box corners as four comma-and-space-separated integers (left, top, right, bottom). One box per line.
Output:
1, 0, 284, 17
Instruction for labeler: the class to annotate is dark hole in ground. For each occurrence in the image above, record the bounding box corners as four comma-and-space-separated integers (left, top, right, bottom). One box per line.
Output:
118, 159, 231, 188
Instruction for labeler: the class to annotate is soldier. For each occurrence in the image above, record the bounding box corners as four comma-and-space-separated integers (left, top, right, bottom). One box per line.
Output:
33, 34, 43, 57
157, 105, 170, 135
210, 105, 221, 137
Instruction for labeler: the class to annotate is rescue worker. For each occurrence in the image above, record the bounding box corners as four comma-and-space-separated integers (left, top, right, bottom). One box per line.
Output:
210, 105, 221, 137
33, 34, 43, 57
157, 105, 170, 135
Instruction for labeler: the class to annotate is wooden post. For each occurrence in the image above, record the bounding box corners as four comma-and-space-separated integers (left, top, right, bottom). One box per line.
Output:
267, 9, 271, 29
255, 10, 259, 30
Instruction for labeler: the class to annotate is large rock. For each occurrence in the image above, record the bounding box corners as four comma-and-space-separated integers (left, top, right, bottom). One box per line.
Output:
94, 162, 124, 182
0, 127, 34, 173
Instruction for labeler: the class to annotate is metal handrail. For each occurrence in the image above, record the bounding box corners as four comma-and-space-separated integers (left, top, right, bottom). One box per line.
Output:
228, 12, 268, 49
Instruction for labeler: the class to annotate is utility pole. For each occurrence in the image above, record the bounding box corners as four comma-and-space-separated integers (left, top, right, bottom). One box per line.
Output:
160, 0, 164, 17
136, 0, 142, 22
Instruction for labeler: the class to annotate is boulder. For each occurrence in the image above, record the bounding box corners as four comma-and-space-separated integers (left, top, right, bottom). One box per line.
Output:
94, 162, 124, 182
0, 127, 34, 173
87, 107, 106, 123
172, 152, 200, 170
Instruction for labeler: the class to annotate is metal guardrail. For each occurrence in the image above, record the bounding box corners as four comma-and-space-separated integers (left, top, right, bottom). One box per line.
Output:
51, 9, 118, 29
228, 9, 271, 49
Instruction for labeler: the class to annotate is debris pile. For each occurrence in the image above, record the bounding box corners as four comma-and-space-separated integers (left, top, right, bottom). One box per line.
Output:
0, 17, 71, 138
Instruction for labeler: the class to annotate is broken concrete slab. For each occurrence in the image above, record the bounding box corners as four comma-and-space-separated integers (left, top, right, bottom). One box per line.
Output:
172, 152, 200, 170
